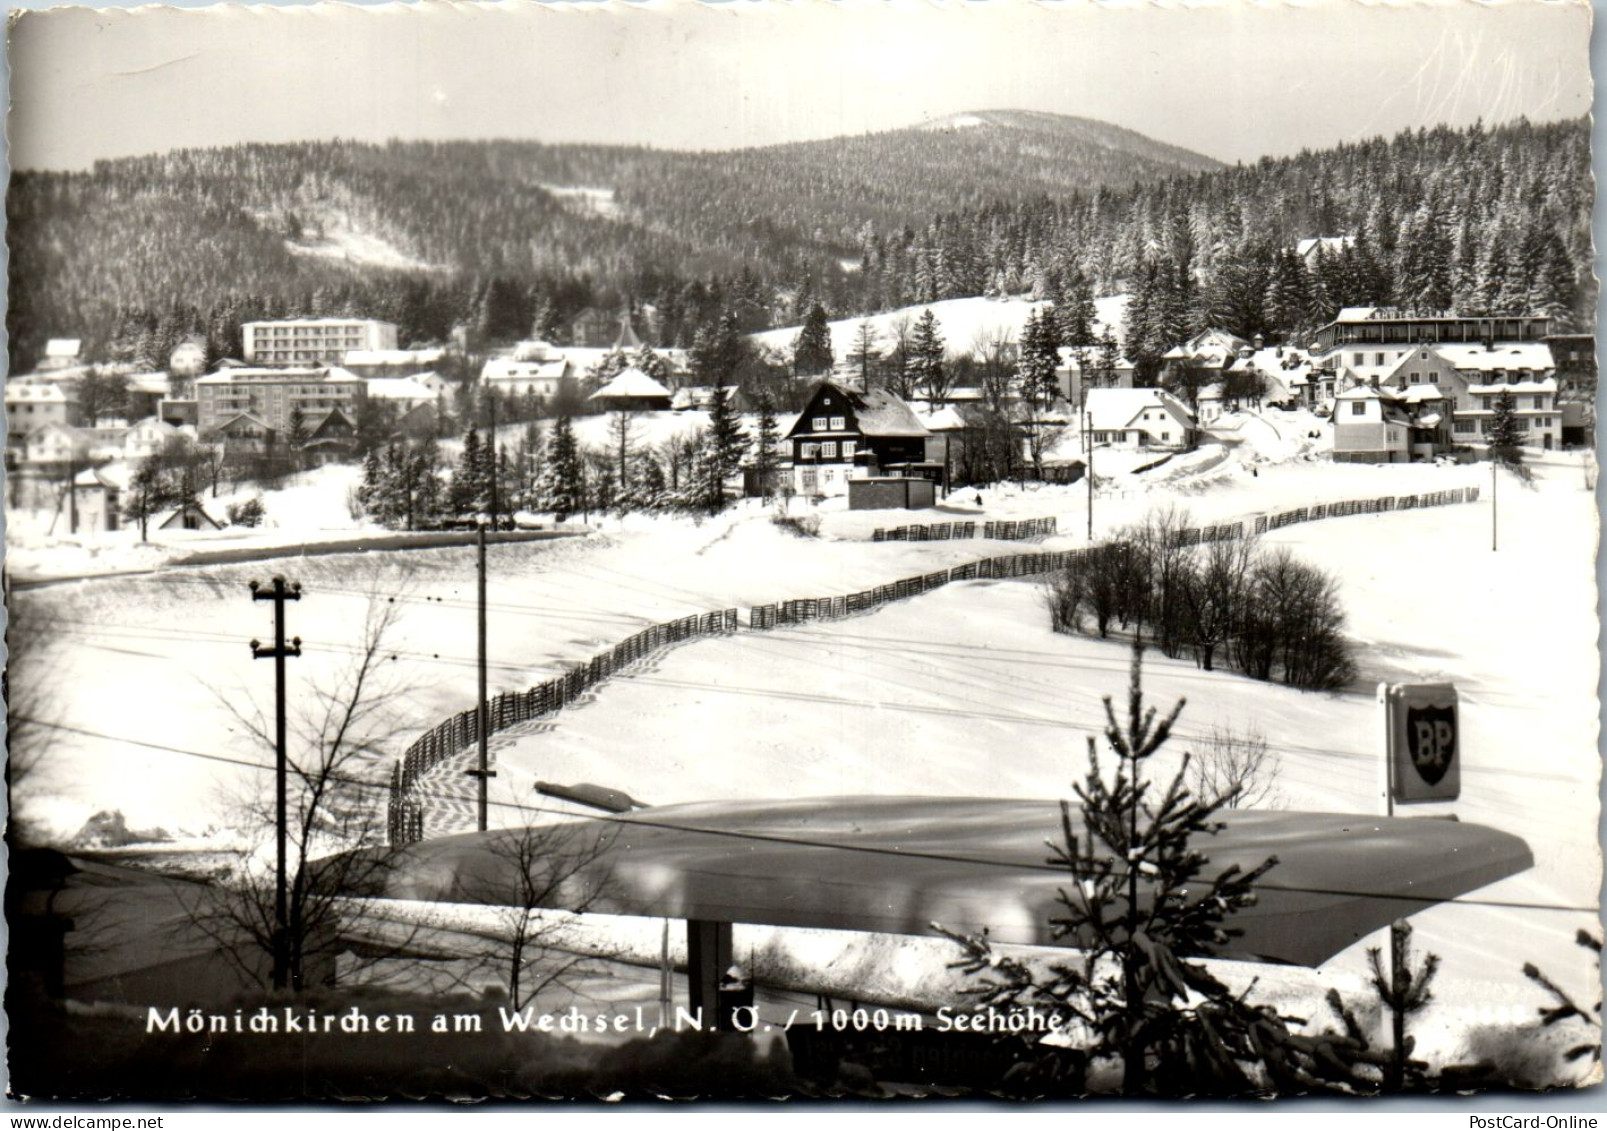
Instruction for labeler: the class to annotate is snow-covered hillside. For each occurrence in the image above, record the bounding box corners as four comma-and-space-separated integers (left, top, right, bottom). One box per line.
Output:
750, 294, 1129, 363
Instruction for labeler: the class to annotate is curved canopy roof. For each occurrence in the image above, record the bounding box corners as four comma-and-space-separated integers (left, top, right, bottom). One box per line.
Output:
345, 796, 1532, 968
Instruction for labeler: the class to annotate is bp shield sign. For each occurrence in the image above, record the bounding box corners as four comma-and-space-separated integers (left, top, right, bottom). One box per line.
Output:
1385, 683, 1460, 803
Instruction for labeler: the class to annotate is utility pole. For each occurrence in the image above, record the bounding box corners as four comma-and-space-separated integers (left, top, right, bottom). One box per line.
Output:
249, 576, 302, 991
485, 390, 500, 530
465, 524, 496, 830
1491, 453, 1498, 552
1085, 409, 1094, 541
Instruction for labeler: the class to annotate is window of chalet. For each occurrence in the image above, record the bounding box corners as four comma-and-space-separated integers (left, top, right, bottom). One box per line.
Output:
1350, 401, 1366, 416
812, 416, 829, 430
842, 441, 856, 460
822, 442, 837, 458
830, 416, 845, 431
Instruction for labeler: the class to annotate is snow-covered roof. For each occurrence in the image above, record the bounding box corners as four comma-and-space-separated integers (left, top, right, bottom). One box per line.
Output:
1335, 307, 1380, 323
126, 373, 171, 395
1433, 344, 1554, 373
243, 317, 394, 329
588, 367, 673, 401
1399, 385, 1444, 404
344, 347, 445, 367
196, 366, 358, 385
1460, 378, 1559, 395
1083, 387, 1193, 432
1337, 362, 1402, 387
919, 405, 969, 431
74, 462, 131, 490
482, 358, 570, 382
214, 411, 274, 431
511, 340, 565, 363
6, 383, 70, 404
670, 385, 736, 411
1296, 236, 1353, 258
366, 377, 438, 401
846, 386, 930, 437
1334, 384, 1394, 401
45, 339, 82, 358
1058, 348, 1135, 371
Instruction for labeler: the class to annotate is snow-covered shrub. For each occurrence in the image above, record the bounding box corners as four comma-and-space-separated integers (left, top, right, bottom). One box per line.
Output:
226, 496, 266, 527
771, 514, 820, 538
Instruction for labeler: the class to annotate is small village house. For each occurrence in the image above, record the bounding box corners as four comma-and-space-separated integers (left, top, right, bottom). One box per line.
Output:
587, 367, 674, 413
1081, 388, 1196, 449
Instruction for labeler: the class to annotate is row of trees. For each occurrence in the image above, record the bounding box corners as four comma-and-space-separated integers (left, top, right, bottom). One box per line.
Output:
356, 394, 773, 529
1046, 510, 1356, 691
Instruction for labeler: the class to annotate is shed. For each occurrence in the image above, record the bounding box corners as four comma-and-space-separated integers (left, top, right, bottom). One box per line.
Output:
848, 476, 936, 511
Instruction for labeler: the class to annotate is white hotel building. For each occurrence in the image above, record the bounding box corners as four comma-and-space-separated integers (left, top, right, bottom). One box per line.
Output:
242, 319, 399, 366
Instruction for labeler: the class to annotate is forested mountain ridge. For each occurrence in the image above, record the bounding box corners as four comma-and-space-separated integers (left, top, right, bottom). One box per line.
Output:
5, 113, 1590, 374
6, 111, 1218, 369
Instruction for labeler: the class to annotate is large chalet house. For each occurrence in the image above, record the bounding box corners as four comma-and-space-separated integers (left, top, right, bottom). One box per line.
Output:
785, 381, 942, 497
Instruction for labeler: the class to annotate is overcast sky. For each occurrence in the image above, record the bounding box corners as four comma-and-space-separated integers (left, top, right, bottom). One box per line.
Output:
6, 0, 1593, 172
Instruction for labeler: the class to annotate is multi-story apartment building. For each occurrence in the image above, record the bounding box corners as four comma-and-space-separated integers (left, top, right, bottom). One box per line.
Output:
1312, 307, 1550, 377
194, 366, 366, 451
242, 319, 398, 366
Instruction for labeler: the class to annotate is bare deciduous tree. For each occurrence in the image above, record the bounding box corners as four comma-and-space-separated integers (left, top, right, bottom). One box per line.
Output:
1181, 535, 1257, 672
1185, 724, 1280, 810
185, 572, 421, 992
446, 809, 619, 1010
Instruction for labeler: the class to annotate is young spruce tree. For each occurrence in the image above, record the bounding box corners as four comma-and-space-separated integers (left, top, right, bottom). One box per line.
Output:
941, 643, 1379, 1096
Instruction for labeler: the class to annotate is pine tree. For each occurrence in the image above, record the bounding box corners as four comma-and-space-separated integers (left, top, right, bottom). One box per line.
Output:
538, 413, 585, 520
1016, 308, 1061, 409
910, 308, 947, 400
1057, 269, 1099, 346
690, 429, 730, 515
410, 440, 444, 528
357, 448, 384, 519
847, 320, 880, 388
287, 405, 308, 469
632, 345, 671, 385
591, 348, 631, 384
1489, 390, 1524, 463
793, 303, 834, 377
452, 427, 485, 517
941, 645, 1374, 1096
752, 396, 781, 502
515, 420, 545, 511
1263, 251, 1312, 339
704, 384, 745, 500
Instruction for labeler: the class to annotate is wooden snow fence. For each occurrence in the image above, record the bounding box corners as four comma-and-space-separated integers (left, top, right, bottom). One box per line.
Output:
388, 606, 738, 845
872, 521, 976, 543
389, 484, 1482, 844
870, 516, 1056, 543
1251, 485, 1479, 536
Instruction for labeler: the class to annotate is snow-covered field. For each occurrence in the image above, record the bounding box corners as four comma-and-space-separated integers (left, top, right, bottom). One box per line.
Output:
750, 293, 1129, 364
10, 440, 1599, 1068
